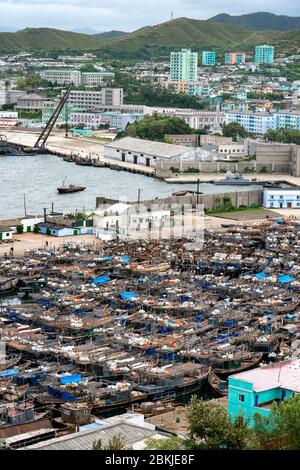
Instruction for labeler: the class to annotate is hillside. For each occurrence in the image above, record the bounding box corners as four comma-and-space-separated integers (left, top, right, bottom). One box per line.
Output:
0, 19, 298, 58
209, 12, 300, 31
0, 27, 107, 53
95, 30, 130, 38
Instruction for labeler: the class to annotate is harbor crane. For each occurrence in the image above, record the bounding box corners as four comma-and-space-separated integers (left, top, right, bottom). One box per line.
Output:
34, 83, 73, 149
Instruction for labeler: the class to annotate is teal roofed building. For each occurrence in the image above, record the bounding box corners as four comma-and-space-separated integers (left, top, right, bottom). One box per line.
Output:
228, 360, 300, 428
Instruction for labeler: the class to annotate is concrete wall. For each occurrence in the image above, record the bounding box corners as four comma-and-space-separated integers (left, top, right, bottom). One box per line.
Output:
158, 159, 291, 174
96, 189, 263, 212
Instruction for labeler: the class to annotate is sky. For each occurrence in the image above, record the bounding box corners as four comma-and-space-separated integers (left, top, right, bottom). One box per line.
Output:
0, 0, 299, 33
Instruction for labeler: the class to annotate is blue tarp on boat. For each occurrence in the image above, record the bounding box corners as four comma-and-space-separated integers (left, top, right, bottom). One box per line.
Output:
120, 291, 138, 301
271, 218, 285, 224
59, 374, 81, 385
254, 272, 266, 279
91, 275, 111, 284
0, 368, 19, 378
278, 274, 294, 284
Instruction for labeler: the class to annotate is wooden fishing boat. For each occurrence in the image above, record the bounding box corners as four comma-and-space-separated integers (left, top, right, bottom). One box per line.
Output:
0, 355, 21, 372
0, 277, 19, 294
213, 352, 263, 377
208, 371, 228, 397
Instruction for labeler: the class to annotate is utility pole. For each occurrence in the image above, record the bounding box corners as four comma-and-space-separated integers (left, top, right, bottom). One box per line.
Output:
23, 194, 27, 217
51, 202, 54, 214
43, 208, 47, 223
197, 179, 200, 205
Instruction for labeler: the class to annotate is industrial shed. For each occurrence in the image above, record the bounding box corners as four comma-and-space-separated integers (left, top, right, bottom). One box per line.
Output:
104, 136, 200, 168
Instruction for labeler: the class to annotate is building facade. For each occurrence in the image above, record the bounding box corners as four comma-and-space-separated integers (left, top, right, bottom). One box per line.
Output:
254, 45, 274, 65
202, 51, 216, 66
225, 52, 246, 65
225, 110, 300, 134
15, 93, 47, 112
65, 88, 123, 109
263, 188, 300, 208
170, 49, 198, 82
228, 360, 300, 428
39, 70, 115, 86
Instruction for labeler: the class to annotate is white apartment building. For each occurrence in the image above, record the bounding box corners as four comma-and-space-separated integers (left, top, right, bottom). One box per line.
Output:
263, 188, 300, 209
39, 70, 115, 86
225, 110, 300, 135
176, 110, 225, 131
65, 88, 123, 109
81, 72, 115, 87
40, 70, 82, 86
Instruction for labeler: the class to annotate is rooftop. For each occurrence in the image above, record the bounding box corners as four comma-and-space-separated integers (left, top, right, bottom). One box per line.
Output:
105, 137, 190, 159
230, 359, 300, 393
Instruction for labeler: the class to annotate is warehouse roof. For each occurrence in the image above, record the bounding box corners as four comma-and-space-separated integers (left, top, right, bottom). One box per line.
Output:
26, 421, 162, 450
105, 136, 191, 159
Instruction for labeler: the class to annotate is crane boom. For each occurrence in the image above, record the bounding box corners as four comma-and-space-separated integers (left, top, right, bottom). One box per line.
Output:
34, 83, 73, 149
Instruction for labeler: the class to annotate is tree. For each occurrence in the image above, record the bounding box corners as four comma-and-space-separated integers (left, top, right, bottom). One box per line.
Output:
93, 433, 132, 450
117, 114, 193, 142
222, 122, 247, 141
186, 396, 250, 450
145, 436, 184, 450
253, 394, 300, 450
264, 128, 300, 145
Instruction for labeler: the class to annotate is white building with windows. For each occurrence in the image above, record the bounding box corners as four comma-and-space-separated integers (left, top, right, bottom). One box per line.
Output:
263, 188, 300, 209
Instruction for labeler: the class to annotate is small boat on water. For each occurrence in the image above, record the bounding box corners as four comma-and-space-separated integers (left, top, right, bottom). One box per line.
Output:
208, 371, 228, 397
57, 177, 86, 194
214, 172, 263, 186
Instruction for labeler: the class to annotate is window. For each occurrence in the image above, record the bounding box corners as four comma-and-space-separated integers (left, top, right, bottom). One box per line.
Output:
239, 394, 245, 402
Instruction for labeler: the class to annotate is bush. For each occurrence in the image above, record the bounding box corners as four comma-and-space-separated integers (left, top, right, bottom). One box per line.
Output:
170, 167, 180, 173
16, 225, 23, 234
33, 225, 40, 233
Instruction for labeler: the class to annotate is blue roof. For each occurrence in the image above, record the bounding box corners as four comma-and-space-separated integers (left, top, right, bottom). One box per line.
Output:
91, 275, 111, 285
254, 272, 266, 279
99, 257, 113, 261
59, 374, 81, 385
278, 274, 294, 284
120, 291, 138, 301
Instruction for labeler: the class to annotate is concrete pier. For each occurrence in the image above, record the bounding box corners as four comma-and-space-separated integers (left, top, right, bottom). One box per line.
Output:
2, 129, 156, 178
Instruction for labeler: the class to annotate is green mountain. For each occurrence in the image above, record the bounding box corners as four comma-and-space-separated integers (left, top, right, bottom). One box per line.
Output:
209, 12, 300, 31
0, 27, 106, 53
0, 19, 298, 59
95, 30, 130, 38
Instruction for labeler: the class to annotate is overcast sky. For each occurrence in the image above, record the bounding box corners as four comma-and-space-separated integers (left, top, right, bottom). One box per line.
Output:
0, 0, 299, 32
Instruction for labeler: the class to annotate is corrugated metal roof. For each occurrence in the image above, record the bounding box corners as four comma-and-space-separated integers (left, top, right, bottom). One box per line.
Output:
26, 422, 157, 450
105, 137, 190, 159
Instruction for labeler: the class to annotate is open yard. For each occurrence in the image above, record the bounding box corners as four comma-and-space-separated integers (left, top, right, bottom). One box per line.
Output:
210, 208, 282, 221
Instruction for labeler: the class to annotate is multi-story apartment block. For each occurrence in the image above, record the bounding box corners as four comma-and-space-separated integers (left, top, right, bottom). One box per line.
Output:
39, 70, 115, 86
202, 51, 216, 66
225, 110, 300, 135
69, 111, 142, 131
64, 89, 123, 109
254, 45, 274, 65
224, 52, 246, 65
169, 81, 210, 97
15, 93, 48, 112
170, 49, 198, 82
176, 110, 225, 131
40, 70, 82, 86
81, 72, 115, 87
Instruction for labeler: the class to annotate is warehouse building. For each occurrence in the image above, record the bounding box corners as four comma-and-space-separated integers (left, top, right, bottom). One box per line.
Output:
104, 136, 201, 168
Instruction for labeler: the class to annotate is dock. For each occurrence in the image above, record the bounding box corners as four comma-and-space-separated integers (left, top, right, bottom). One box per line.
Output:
2, 129, 156, 178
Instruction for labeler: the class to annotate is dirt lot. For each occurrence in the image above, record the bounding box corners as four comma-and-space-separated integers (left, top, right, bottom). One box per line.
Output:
0, 233, 101, 257
210, 208, 282, 221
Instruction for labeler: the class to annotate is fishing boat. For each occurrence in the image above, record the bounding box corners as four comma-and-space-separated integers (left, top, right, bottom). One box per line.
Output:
213, 352, 263, 377
57, 177, 86, 194
0, 277, 19, 294
207, 371, 228, 397
0, 355, 21, 373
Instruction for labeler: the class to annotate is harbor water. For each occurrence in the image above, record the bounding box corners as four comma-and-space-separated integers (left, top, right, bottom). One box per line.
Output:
1, 153, 251, 218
